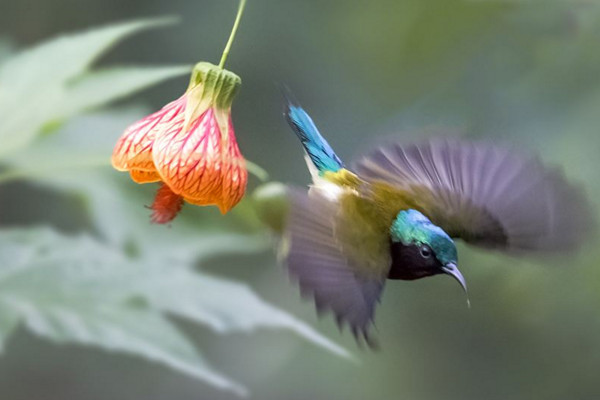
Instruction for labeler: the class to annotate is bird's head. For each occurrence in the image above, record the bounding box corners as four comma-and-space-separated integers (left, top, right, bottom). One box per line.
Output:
388, 209, 467, 296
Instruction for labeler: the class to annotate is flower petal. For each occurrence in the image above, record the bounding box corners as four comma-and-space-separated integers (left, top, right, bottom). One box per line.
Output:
153, 108, 220, 198
129, 170, 161, 184
111, 96, 186, 172
152, 108, 247, 213
218, 116, 247, 212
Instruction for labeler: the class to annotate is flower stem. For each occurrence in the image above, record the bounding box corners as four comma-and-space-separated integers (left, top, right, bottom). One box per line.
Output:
218, 0, 247, 69
245, 159, 269, 182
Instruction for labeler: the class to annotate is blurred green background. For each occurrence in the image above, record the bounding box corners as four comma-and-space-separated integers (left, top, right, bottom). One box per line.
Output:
1, 0, 600, 399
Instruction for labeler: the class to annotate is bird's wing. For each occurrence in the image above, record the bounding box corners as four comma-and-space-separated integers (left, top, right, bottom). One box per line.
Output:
282, 186, 390, 345
354, 138, 595, 252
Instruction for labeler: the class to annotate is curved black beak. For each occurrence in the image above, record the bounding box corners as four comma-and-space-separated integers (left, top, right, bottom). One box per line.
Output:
441, 262, 470, 308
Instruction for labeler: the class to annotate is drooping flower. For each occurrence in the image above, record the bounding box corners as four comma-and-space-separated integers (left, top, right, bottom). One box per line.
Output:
111, 62, 248, 223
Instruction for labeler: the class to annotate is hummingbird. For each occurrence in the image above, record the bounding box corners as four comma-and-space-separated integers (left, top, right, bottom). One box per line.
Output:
281, 94, 595, 346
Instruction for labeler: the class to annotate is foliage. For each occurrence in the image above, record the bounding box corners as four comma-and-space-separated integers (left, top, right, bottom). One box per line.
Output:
3, 2, 600, 399
0, 18, 350, 396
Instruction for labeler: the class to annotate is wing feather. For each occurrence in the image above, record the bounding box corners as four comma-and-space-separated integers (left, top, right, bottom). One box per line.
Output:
283, 187, 386, 343
355, 138, 595, 252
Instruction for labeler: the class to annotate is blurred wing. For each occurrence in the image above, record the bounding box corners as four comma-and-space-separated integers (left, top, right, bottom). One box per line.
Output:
283, 187, 388, 344
355, 138, 595, 252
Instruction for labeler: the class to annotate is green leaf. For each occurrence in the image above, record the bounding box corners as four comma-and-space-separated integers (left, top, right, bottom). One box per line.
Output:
0, 17, 183, 158
0, 302, 20, 353
61, 66, 192, 117
129, 263, 353, 358
0, 227, 351, 394
0, 227, 246, 395
0, 38, 14, 64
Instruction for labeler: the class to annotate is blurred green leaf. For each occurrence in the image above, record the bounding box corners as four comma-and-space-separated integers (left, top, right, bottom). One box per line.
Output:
59, 65, 191, 119
0, 227, 351, 396
0, 17, 186, 158
0, 302, 20, 353
0, 227, 246, 395
0, 39, 14, 64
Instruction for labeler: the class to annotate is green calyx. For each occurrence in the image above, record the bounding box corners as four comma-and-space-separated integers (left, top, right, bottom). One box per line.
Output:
187, 62, 241, 110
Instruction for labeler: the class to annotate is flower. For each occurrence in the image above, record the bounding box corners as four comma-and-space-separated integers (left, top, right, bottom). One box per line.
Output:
111, 62, 248, 223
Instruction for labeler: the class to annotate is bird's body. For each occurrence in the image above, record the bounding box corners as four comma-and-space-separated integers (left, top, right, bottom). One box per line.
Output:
282, 97, 594, 344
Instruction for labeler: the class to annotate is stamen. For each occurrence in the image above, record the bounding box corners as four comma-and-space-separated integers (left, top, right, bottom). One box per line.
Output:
150, 183, 184, 224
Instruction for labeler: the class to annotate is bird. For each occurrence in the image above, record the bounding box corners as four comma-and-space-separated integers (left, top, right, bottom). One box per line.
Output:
281, 93, 595, 346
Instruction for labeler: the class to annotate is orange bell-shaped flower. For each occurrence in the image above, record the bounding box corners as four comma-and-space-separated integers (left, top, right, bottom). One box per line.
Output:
112, 62, 248, 223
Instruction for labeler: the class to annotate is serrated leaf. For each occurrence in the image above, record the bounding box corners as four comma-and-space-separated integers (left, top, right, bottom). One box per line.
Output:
0, 17, 177, 86
0, 227, 247, 395
0, 17, 180, 158
0, 227, 352, 394
130, 264, 353, 359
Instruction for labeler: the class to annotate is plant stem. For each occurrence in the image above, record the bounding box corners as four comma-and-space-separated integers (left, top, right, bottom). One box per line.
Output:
218, 0, 247, 69
245, 159, 269, 182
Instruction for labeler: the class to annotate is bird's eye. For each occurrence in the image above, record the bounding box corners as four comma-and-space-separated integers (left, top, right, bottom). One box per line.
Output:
420, 245, 432, 259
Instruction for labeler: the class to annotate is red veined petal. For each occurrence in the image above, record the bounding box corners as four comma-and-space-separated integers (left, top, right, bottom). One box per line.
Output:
181, 117, 247, 213
111, 96, 186, 172
153, 108, 221, 198
153, 108, 247, 213
217, 116, 248, 213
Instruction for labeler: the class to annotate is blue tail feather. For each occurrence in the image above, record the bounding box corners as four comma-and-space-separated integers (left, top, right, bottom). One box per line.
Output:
283, 95, 343, 174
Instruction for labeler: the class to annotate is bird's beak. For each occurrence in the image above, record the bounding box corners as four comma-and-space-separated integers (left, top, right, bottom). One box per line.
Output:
441, 262, 470, 308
